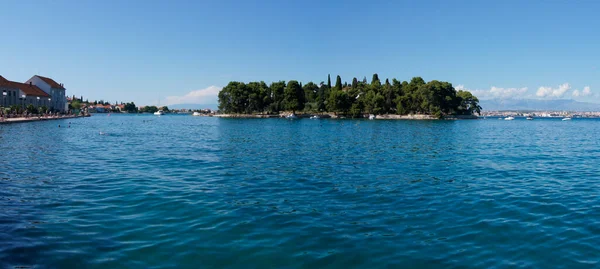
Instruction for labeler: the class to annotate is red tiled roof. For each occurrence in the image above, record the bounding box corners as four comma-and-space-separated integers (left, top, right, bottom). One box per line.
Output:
35, 75, 65, 89
0, 75, 51, 97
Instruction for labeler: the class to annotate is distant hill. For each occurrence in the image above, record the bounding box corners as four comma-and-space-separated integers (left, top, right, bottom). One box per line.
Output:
479, 99, 600, 111
168, 103, 218, 110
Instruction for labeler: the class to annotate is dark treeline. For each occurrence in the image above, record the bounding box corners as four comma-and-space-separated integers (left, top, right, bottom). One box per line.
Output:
218, 74, 481, 118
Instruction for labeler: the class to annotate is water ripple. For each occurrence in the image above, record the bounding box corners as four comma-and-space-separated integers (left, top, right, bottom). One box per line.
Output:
1, 116, 600, 268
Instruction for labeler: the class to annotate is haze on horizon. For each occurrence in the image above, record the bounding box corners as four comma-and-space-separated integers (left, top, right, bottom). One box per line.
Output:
1, 0, 598, 109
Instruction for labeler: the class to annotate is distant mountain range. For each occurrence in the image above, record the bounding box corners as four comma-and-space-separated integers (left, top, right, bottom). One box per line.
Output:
479, 99, 600, 111
168, 103, 218, 110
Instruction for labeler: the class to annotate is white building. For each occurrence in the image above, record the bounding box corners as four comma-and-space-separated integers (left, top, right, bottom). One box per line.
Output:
26, 75, 68, 112
1, 75, 52, 109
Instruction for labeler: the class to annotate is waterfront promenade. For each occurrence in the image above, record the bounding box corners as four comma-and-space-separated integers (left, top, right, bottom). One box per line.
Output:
0, 114, 88, 125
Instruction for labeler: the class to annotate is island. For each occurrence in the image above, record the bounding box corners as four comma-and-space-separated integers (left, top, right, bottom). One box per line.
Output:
217, 74, 481, 119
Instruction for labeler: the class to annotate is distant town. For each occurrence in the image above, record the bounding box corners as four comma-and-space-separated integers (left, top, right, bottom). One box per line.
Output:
480, 110, 600, 118
67, 96, 215, 115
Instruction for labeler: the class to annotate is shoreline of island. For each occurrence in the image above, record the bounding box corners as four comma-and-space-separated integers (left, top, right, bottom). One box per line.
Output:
214, 113, 478, 120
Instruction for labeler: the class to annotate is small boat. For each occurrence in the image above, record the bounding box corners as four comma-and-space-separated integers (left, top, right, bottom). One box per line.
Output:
504, 116, 514, 120
286, 113, 297, 119
526, 116, 533, 120
369, 114, 376, 120
310, 115, 320, 119
154, 110, 164, 115
562, 117, 572, 121
192, 112, 202, 116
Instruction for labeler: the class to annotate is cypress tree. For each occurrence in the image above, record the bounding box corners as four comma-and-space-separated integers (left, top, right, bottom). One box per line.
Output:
371, 73, 380, 85
352, 77, 358, 88
327, 74, 332, 89
335, 75, 342, 91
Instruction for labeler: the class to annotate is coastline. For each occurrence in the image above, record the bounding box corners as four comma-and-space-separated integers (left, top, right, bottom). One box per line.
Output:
0, 114, 90, 125
214, 113, 478, 120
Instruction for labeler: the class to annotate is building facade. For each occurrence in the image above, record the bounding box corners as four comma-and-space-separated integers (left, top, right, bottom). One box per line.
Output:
1, 75, 52, 109
0, 76, 19, 108
26, 75, 68, 112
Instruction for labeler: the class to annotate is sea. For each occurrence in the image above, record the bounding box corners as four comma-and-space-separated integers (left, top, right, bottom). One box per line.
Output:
1, 114, 599, 268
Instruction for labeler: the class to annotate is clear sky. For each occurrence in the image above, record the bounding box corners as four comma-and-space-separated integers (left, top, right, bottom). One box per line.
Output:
1, 0, 599, 106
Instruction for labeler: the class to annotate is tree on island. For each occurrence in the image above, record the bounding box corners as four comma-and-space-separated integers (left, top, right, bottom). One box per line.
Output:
334, 75, 342, 91
284, 80, 304, 113
142, 106, 159, 113
217, 74, 481, 118
456, 90, 482, 115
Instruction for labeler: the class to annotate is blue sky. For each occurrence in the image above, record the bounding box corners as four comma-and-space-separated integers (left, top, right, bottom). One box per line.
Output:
1, 0, 599, 106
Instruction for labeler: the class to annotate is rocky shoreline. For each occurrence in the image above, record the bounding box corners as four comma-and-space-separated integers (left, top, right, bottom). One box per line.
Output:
214, 113, 478, 120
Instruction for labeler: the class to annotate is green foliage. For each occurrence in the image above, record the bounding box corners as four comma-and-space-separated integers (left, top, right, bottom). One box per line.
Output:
123, 102, 138, 113
334, 75, 342, 91
218, 81, 277, 114
456, 90, 482, 115
26, 104, 37, 114
142, 106, 159, 113
159, 106, 169, 112
284, 80, 304, 112
269, 81, 286, 113
349, 99, 364, 118
327, 88, 350, 113
9, 105, 20, 113
302, 82, 319, 104
71, 100, 82, 110
217, 74, 481, 117
371, 73, 380, 84
364, 90, 385, 114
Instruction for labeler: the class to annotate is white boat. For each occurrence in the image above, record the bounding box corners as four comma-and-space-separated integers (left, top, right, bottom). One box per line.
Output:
310, 115, 320, 119
504, 116, 514, 120
286, 113, 297, 119
526, 116, 533, 120
192, 112, 202, 116
562, 117, 572, 121
369, 114, 376, 120
154, 110, 164, 115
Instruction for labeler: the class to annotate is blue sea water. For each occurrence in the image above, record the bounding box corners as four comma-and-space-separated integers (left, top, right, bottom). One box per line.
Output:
1, 115, 599, 268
